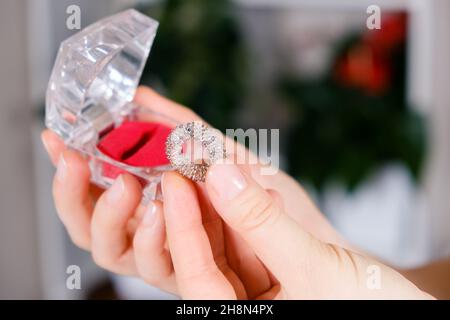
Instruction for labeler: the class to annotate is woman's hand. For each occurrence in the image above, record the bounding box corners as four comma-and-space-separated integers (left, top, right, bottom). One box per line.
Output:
145, 164, 433, 299
41, 86, 201, 294
41, 86, 349, 296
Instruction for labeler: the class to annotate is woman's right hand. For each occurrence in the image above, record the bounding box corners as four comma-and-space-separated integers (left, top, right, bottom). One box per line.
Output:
140, 165, 433, 299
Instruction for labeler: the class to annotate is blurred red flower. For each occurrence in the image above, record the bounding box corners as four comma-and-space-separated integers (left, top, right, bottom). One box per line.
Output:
334, 13, 407, 95
364, 13, 407, 52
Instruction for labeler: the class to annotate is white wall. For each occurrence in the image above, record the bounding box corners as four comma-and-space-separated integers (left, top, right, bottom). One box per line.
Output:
0, 0, 42, 299
426, 0, 450, 260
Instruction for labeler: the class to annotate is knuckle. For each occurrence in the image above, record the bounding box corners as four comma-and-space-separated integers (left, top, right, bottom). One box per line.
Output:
326, 243, 361, 279
141, 273, 158, 286
141, 271, 168, 288
179, 266, 220, 286
236, 193, 280, 233
92, 204, 122, 231
69, 233, 90, 251
91, 250, 114, 270
92, 211, 114, 231
138, 259, 172, 286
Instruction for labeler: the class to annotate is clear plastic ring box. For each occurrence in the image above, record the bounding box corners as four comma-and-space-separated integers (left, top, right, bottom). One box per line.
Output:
46, 9, 175, 202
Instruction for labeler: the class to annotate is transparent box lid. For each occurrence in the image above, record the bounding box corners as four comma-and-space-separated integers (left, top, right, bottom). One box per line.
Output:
45, 9, 158, 150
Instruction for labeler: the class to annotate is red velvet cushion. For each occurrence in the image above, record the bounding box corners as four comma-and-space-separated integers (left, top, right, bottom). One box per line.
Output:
97, 121, 171, 179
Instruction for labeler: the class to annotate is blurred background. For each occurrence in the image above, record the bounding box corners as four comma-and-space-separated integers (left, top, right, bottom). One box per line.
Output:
0, 0, 449, 299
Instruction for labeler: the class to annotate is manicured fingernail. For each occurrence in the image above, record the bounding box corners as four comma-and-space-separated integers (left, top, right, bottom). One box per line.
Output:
41, 133, 50, 154
106, 175, 125, 204
142, 201, 158, 227
56, 154, 67, 182
207, 163, 247, 200
161, 172, 167, 194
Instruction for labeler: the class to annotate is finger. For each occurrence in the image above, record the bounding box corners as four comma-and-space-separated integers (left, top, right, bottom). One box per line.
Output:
162, 171, 236, 299
223, 226, 272, 299
255, 284, 282, 300
41, 129, 66, 166
42, 129, 105, 203
90, 174, 141, 275
134, 86, 201, 124
133, 200, 177, 293
205, 162, 326, 288
53, 150, 93, 250
266, 189, 284, 211
194, 185, 248, 299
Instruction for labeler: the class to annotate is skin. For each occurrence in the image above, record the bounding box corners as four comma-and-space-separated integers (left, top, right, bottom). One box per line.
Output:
41, 86, 437, 299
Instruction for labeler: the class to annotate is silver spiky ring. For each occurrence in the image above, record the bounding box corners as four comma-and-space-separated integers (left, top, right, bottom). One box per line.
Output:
165, 121, 226, 182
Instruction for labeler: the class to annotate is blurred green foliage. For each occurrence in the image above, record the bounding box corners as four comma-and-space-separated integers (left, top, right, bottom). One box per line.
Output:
279, 24, 426, 190
137, 4, 425, 191
137, 0, 246, 131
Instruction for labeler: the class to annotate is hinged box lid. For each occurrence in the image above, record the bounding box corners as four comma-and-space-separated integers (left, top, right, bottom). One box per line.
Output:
46, 9, 158, 149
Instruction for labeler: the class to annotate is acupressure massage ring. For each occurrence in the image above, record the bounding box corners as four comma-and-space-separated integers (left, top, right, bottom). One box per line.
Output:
166, 121, 226, 182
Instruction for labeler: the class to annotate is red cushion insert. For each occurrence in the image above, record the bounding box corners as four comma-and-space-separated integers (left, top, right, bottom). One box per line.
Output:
97, 121, 171, 179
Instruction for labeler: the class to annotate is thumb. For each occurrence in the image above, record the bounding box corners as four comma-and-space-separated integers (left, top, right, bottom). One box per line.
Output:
205, 162, 325, 292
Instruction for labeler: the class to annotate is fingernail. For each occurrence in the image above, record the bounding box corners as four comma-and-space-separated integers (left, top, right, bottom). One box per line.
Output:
106, 175, 125, 204
207, 163, 247, 200
56, 154, 67, 182
142, 201, 158, 227
41, 133, 50, 154
161, 172, 167, 194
